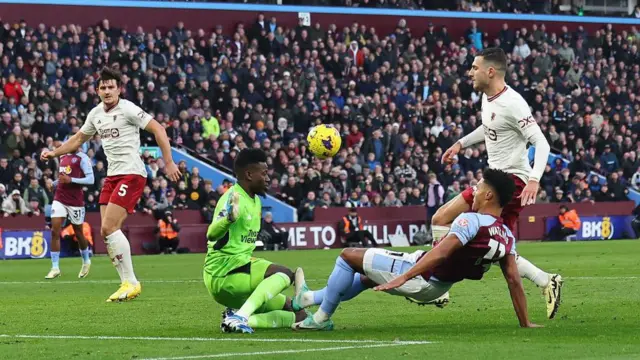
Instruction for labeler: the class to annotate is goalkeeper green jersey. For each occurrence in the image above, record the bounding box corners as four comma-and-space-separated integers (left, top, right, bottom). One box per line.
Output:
203, 184, 262, 277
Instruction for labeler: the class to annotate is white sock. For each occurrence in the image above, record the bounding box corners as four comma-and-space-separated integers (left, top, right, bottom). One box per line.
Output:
431, 225, 450, 242
105, 237, 124, 283
302, 291, 316, 308
313, 308, 330, 323
106, 230, 138, 285
516, 255, 550, 287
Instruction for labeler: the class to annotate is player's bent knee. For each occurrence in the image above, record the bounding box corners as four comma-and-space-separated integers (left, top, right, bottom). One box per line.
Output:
278, 268, 294, 283
339, 248, 366, 268
100, 224, 120, 239
431, 210, 447, 226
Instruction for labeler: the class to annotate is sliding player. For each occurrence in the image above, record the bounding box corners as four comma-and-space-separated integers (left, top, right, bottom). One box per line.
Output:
293, 169, 541, 330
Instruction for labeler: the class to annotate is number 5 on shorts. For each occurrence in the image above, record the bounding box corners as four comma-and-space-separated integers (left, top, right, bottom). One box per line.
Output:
118, 184, 128, 197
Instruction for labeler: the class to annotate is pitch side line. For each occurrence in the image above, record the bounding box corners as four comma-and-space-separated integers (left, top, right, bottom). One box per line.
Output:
0, 334, 432, 345
0, 276, 637, 285
141, 342, 434, 360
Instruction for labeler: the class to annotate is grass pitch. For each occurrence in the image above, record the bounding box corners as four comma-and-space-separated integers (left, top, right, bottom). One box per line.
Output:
1, 240, 640, 359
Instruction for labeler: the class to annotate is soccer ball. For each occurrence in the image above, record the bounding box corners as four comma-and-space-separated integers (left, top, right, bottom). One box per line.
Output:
307, 124, 342, 159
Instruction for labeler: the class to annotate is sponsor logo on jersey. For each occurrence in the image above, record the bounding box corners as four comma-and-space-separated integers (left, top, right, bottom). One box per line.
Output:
518, 115, 536, 129
99, 128, 120, 139
60, 165, 72, 174
241, 230, 259, 244
457, 218, 469, 227
482, 125, 497, 141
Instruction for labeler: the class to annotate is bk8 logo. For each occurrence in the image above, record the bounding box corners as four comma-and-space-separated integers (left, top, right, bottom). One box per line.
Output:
581, 217, 614, 240
2, 231, 49, 259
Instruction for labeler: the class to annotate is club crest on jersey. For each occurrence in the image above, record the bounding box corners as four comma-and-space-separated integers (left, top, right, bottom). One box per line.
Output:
491, 112, 496, 121
113, 115, 117, 122
71, 158, 78, 164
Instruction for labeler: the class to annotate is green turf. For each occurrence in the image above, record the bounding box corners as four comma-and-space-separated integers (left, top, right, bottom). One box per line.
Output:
1, 240, 640, 360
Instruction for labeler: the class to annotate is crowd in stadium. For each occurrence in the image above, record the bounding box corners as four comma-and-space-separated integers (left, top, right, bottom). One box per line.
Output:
0, 11, 639, 220
157, 0, 640, 18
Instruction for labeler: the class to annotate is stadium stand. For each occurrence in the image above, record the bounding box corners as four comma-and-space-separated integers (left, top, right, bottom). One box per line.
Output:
0, 6, 639, 221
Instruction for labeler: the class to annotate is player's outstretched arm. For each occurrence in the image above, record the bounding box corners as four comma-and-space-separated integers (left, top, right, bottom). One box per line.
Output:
206, 191, 240, 242
443, 127, 484, 164
145, 119, 181, 182
374, 234, 463, 291
499, 254, 542, 328
41, 132, 92, 161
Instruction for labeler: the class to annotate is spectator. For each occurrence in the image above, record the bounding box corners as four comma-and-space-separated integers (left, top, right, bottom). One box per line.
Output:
259, 212, 288, 251
425, 172, 445, 221
547, 205, 581, 241
632, 167, 640, 191
2, 189, 30, 216
383, 190, 402, 207
608, 172, 627, 201
512, 38, 531, 59
0, 184, 7, 203
23, 177, 48, 209
28, 197, 42, 216
298, 191, 318, 221
600, 145, 619, 174
0, 16, 635, 219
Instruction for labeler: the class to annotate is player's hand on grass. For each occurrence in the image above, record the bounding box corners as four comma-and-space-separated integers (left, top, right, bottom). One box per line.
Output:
165, 161, 182, 183
40, 150, 55, 161
225, 190, 241, 222
519, 180, 539, 206
373, 276, 407, 292
442, 142, 462, 164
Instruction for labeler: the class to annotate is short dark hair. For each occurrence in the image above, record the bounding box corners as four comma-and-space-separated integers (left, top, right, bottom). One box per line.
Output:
559, 205, 569, 212
234, 148, 268, 176
478, 47, 507, 73
98, 67, 123, 86
482, 168, 515, 208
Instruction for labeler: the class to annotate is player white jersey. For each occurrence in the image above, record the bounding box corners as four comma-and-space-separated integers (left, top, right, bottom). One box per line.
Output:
479, 86, 545, 183
80, 99, 152, 178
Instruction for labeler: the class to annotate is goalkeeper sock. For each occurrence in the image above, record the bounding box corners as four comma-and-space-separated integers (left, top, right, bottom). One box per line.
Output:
237, 272, 290, 319
516, 255, 550, 287
51, 252, 60, 270
314, 257, 355, 323
248, 310, 295, 329
309, 273, 367, 306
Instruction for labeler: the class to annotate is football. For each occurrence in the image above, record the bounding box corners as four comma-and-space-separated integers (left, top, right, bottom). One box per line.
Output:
307, 124, 342, 159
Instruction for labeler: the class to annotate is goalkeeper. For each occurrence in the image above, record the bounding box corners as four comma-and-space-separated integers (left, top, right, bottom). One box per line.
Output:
203, 148, 305, 333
